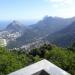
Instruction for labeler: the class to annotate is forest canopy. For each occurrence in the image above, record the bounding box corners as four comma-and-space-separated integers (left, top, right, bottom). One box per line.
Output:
0, 43, 75, 75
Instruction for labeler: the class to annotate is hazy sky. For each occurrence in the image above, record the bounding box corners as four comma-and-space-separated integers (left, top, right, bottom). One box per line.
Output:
0, 0, 75, 20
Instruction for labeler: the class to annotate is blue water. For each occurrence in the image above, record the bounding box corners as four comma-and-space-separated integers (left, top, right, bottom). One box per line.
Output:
0, 21, 10, 30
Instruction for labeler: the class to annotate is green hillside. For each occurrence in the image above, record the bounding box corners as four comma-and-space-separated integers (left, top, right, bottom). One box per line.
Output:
0, 43, 75, 75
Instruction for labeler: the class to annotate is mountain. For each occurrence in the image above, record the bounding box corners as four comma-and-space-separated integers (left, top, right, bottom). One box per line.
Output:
45, 21, 75, 47
7, 27, 40, 48
1, 16, 75, 48
5, 20, 25, 33
5, 21, 39, 48
30, 16, 75, 37
0, 20, 37, 30
7, 16, 75, 48
0, 21, 26, 45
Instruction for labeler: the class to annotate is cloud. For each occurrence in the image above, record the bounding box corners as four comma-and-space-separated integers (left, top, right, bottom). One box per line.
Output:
56, 7, 75, 18
44, 0, 75, 18
47, 0, 74, 8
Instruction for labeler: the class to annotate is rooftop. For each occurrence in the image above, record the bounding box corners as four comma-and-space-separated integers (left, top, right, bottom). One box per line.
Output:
9, 59, 71, 75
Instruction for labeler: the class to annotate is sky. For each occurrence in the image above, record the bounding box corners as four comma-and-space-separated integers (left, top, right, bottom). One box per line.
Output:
0, 0, 75, 20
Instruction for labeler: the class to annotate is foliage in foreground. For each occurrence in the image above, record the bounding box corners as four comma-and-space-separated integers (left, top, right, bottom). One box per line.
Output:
0, 44, 75, 75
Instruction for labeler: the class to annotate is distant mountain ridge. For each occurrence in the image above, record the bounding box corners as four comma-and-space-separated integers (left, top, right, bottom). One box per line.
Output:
0, 20, 37, 30
45, 21, 75, 47
1, 16, 75, 48
5, 20, 25, 32
30, 16, 75, 36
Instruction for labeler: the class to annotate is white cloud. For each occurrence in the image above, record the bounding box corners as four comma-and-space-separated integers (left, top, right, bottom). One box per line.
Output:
47, 0, 74, 7
44, 0, 75, 18
50, 6, 75, 18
